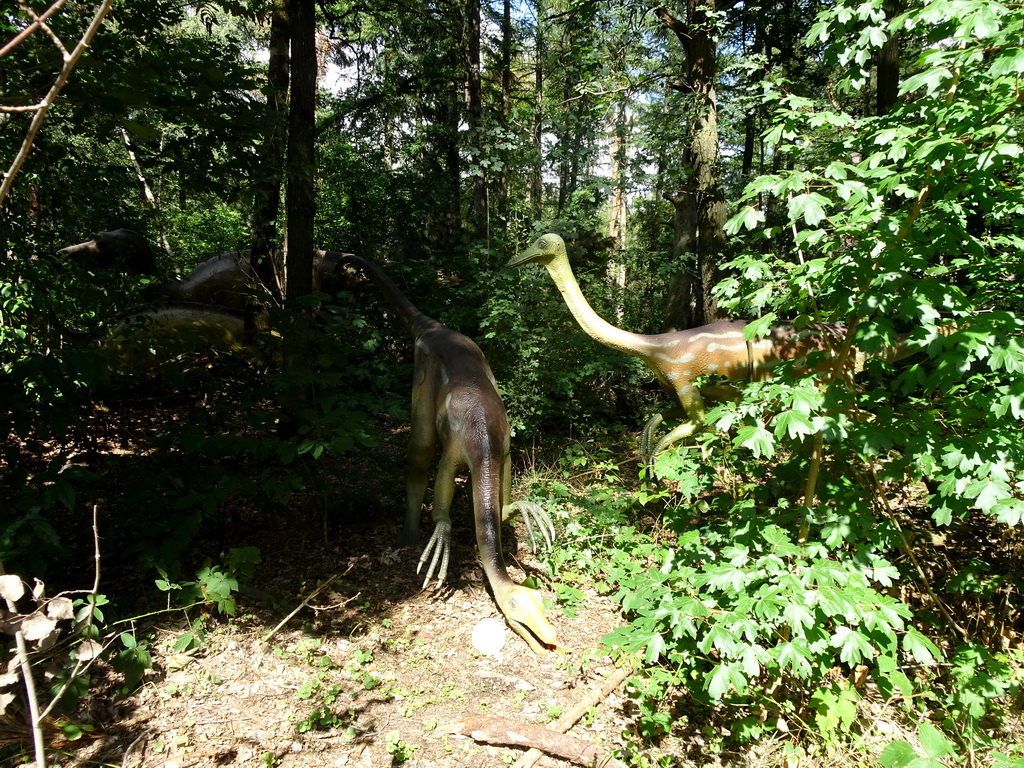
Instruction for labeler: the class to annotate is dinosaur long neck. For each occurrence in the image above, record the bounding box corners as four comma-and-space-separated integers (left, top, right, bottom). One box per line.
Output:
544, 257, 658, 359
472, 456, 513, 597
346, 254, 435, 337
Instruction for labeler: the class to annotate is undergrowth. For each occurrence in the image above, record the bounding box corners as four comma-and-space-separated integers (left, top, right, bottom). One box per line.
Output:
516, 431, 1024, 766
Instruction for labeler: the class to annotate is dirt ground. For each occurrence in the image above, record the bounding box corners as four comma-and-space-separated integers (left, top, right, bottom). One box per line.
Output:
69, 512, 639, 768
15, 384, 1020, 768
6, 388, 668, 768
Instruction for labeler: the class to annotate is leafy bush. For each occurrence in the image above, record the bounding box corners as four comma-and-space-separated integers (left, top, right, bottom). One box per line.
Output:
523, 0, 1024, 756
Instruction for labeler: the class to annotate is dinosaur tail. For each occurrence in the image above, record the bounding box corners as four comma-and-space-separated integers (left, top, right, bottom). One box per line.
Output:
877, 322, 958, 364
342, 254, 436, 338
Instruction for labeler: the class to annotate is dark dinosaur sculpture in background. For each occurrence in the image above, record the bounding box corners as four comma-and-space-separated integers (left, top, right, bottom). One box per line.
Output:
510, 232, 955, 457
100, 305, 248, 376
342, 253, 558, 654
57, 229, 158, 276
157, 248, 345, 311
57, 230, 346, 311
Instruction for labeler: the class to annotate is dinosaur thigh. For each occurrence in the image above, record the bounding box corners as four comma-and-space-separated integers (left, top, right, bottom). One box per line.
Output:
400, 351, 443, 545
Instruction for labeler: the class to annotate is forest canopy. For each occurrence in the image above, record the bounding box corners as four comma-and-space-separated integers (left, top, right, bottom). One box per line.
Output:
2, 0, 1023, 765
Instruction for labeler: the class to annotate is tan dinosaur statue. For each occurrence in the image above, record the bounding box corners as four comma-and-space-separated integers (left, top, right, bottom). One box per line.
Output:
510, 232, 949, 457
343, 254, 558, 654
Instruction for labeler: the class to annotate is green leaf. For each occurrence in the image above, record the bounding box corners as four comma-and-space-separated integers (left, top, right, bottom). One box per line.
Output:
988, 47, 1024, 77
878, 740, 918, 768
783, 602, 815, 636
918, 722, 957, 760
831, 625, 874, 665
705, 663, 732, 700
644, 632, 666, 664
903, 628, 941, 665
899, 67, 951, 97
774, 409, 816, 440
965, 477, 1010, 513
734, 424, 775, 459
788, 193, 830, 226
777, 641, 814, 678
725, 205, 765, 234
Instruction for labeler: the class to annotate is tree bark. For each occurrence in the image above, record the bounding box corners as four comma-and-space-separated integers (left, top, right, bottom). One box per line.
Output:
876, 0, 901, 115
529, 0, 544, 223
250, 0, 290, 303
285, 0, 315, 302
466, 0, 487, 239
657, 3, 730, 330
607, 98, 629, 322
281, 0, 316, 422
494, 0, 512, 226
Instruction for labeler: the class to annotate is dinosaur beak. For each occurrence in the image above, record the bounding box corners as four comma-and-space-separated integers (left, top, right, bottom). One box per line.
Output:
508, 616, 561, 655
507, 243, 540, 269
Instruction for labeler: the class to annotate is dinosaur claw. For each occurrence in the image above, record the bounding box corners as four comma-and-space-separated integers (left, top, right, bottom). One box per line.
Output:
504, 501, 556, 553
416, 519, 452, 589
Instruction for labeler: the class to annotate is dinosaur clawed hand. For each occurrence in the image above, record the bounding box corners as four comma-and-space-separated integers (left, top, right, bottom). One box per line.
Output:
417, 520, 452, 589
503, 501, 556, 552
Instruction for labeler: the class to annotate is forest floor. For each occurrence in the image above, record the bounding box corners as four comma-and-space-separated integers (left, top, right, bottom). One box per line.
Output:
71, 514, 643, 768
10, 390, 699, 768
9, 385, 1024, 768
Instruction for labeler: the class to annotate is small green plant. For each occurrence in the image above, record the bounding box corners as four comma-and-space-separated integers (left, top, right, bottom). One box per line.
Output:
155, 546, 261, 616
296, 679, 349, 733
385, 730, 415, 763
879, 723, 958, 768
110, 631, 154, 693
810, 682, 860, 749
172, 617, 207, 654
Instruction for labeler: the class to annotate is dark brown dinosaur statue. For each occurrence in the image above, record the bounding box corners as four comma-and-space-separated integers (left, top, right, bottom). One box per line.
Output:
510, 233, 954, 457
57, 229, 158, 276
343, 254, 558, 654
58, 230, 346, 311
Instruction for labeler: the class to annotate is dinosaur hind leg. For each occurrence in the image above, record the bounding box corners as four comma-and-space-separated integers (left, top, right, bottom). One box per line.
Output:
400, 398, 437, 547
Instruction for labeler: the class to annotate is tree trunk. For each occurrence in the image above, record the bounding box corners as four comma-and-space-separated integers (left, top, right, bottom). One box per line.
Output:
466, 0, 487, 239
876, 0, 901, 115
250, 0, 289, 303
607, 98, 629, 322
494, 0, 512, 226
657, 3, 730, 330
281, 0, 316, 422
664, 189, 697, 331
529, 0, 544, 223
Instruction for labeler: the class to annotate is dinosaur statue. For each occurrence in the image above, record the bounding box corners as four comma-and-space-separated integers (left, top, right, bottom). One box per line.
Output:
58, 230, 347, 311
158, 248, 345, 311
510, 232, 950, 457
57, 229, 159, 276
342, 254, 558, 654
99, 304, 247, 375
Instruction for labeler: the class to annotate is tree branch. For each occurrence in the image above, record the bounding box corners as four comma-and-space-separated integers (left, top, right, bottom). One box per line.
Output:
0, 0, 113, 206
0, 0, 69, 59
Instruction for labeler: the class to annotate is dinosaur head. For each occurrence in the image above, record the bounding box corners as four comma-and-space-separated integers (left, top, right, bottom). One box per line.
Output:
496, 583, 560, 655
507, 233, 566, 269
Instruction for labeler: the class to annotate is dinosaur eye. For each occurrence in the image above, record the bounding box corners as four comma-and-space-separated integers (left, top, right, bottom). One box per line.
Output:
537, 239, 548, 249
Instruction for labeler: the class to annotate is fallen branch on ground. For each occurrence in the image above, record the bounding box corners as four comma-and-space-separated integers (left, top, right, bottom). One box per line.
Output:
444, 658, 635, 768
445, 716, 628, 768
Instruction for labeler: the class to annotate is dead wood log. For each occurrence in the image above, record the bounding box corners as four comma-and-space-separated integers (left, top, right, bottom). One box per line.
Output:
513, 662, 633, 768
445, 716, 628, 768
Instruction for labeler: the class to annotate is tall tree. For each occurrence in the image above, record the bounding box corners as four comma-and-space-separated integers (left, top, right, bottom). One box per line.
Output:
250, 0, 290, 302
528, 0, 545, 224
281, 0, 316, 421
466, 0, 487, 237
657, 1, 737, 330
